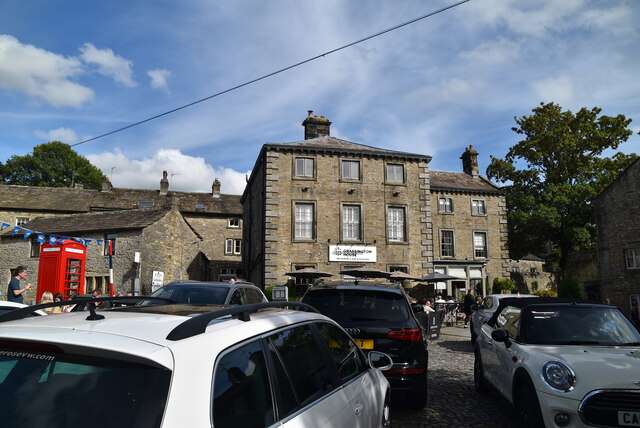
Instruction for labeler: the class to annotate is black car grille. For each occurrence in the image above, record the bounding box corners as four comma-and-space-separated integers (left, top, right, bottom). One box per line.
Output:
579, 390, 640, 426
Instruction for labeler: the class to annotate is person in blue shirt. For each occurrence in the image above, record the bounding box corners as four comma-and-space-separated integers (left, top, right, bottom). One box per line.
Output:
7, 266, 31, 303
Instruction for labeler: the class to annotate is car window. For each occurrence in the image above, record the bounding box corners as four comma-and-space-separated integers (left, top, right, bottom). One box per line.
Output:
495, 306, 521, 339
315, 322, 366, 384
268, 325, 334, 409
228, 289, 245, 305
0, 346, 170, 428
302, 289, 410, 327
244, 288, 265, 304
481, 297, 493, 310
213, 340, 274, 428
147, 285, 229, 305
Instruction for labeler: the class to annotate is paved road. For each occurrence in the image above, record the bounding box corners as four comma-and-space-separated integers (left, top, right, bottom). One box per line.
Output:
391, 326, 519, 428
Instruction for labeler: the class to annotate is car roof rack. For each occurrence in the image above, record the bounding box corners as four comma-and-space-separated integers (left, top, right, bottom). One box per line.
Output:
166, 301, 318, 341
0, 296, 174, 324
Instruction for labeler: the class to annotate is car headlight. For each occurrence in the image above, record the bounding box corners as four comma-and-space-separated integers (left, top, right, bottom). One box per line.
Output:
541, 361, 575, 392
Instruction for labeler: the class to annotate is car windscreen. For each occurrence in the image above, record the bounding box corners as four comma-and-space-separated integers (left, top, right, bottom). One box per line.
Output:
522, 306, 640, 345
302, 289, 410, 327
0, 341, 171, 428
143, 285, 229, 305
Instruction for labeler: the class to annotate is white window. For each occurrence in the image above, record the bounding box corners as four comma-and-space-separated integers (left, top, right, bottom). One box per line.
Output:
341, 160, 360, 180
471, 199, 486, 215
225, 239, 242, 255
295, 157, 314, 178
439, 197, 453, 213
294, 203, 314, 239
386, 164, 404, 183
441, 230, 454, 257
16, 217, 30, 226
474, 231, 487, 258
387, 207, 406, 241
625, 249, 640, 269
228, 218, 240, 228
341, 205, 361, 241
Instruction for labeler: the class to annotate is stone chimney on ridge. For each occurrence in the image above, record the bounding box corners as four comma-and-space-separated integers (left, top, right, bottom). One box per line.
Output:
160, 170, 169, 195
101, 178, 113, 192
461, 145, 479, 177
212, 178, 221, 198
302, 110, 331, 140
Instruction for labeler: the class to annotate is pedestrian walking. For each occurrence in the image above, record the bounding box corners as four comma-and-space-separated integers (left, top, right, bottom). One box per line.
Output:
463, 289, 475, 328
7, 266, 32, 303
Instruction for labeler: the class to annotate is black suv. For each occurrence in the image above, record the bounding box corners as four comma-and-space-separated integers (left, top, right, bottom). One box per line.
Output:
301, 280, 429, 408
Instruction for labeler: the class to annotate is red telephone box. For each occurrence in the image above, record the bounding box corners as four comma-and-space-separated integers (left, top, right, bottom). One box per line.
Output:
37, 240, 87, 300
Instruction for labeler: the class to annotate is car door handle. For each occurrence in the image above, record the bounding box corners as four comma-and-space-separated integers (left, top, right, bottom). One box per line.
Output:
354, 402, 364, 415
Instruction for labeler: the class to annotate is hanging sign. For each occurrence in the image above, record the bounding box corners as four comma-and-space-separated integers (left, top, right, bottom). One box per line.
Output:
329, 245, 376, 262
151, 271, 164, 291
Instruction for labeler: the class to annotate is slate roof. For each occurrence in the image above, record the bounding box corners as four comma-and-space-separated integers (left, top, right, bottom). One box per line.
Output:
0, 185, 242, 215
264, 136, 432, 162
429, 171, 504, 195
13, 208, 171, 234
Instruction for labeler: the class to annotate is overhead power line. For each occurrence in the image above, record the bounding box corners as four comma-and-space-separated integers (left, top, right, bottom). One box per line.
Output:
71, 0, 470, 148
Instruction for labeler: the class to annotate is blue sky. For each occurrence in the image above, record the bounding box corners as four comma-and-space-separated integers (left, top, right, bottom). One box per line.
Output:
1, 0, 639, 195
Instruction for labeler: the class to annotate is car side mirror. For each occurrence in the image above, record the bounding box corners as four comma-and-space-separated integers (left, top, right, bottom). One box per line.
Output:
411, 303, 424, 313
368, 351, 393, 371
491, 328, 512, 348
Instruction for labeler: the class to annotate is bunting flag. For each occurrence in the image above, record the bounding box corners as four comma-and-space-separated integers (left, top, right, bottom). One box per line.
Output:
2, 221, 104, 247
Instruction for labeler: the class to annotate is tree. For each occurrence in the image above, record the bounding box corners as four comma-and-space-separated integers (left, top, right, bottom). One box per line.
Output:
487, 102, 637, 272
0, 142, 106, 190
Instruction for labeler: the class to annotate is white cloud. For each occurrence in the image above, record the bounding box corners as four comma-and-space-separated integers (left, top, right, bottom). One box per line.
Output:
34, 127, 78, 143
409, 78, 485, 107
458, 38, 521, 67
147, 69, 172, 92
0, 35, 93, 107
531, 75, 574, 106
86, 148, 249, 195
79, 43, 136, 87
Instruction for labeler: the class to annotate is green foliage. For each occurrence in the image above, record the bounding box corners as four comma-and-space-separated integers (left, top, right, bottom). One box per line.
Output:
492, 277, 514, 293
0, 142, 106, 190
557, 273, 583, 299
530, 281, 539, 293
487, 102, 637, 271
535, 289, 557, 297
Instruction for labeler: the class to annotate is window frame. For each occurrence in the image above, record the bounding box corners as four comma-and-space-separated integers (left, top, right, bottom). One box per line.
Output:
293, 156, 316, 179
29, 236, 41, 258
625, 248, 640, 269
473, 231, 488, 259
293, 201, 316, 241
387, 205, 407, 243
385, 163, 405, 185
340, 203, 362, 242
225, 239, 241, 255
228, 218, 240, 228
15, 217, 30, 226
471, 199, 487, 216
438, 197, 454, 214
340, 159, 361, 182
440, 229, 455, 258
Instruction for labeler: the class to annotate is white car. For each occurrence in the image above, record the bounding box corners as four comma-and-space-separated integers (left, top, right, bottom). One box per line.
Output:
0, 298, 392, 428
474, 297, 640, 428
470, 293, 534, 344
0, 300, 46, 316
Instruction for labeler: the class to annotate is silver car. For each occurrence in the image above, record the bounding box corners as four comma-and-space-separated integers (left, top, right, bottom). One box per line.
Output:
141, 280, 268, 305
470, 293, 534, 344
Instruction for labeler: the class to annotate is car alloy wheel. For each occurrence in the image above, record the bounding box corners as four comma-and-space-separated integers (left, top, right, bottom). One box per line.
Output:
473, 350, 487, 393
514, 378, 545, 428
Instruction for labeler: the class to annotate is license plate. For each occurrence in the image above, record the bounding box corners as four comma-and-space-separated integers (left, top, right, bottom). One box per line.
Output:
619, 411, 640, 426
354, 339, 374, 350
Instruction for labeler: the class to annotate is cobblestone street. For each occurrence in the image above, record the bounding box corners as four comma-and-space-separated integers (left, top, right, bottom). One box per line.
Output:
391, 326, 519, 428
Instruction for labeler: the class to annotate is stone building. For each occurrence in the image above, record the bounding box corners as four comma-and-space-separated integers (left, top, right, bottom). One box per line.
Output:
1, 174, 243, 300
506, 253, 555, 294
242, 112, 509, 297
594, 157, 640, 316
429, 146, 509, 299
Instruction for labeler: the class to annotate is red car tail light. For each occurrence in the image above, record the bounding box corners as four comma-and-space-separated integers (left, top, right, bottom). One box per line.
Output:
386, 329, 422, 342
384, 367, 425, 375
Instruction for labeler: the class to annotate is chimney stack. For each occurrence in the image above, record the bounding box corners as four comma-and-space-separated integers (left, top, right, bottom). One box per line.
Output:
461, 145, 479, 177
101, 178, 113, 192
212, 178, 221, 198
160, 170, 169, 195
302, 110, 331, 140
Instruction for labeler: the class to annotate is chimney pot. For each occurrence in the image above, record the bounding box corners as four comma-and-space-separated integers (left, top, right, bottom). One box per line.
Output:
302, 111, 331, 140
212, 178, 221, 198
160, 170, 169, 195
461, 146, 479, 176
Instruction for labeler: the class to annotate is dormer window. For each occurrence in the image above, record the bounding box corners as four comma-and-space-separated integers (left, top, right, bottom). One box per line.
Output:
137, 201, 155, 207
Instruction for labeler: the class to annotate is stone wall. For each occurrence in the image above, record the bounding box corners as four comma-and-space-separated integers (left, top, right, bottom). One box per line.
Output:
595, 160, 640, 313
